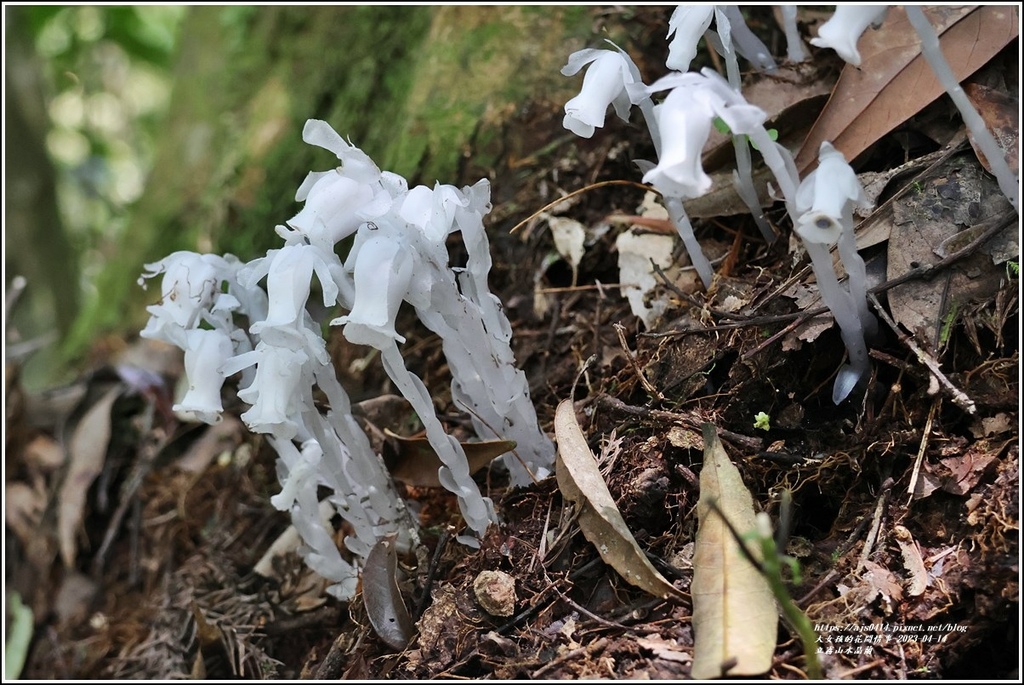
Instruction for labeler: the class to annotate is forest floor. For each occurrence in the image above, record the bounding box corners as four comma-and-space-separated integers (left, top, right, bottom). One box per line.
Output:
6, 8, 1020, 681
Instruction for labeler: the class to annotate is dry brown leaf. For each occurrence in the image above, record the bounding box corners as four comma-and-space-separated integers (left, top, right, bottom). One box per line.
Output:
553, 399, 685, 601
383, 429, 515, 487
58, 385, 121, 568
691, 424, 777, 680
936, 447, 998, 496
964, 82, 1019, 177
893, 525, 929, 597
363, 532, 415, 651
797, 6, 1018, 172
862, 559, 904, 607
886, 156, 1015, 345
635, 633, 692, 664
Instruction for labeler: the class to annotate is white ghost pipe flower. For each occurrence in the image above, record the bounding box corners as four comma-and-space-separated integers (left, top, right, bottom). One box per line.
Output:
561, 46, 643, 138
645, 70, 768, 199
809, 5, 888, 67
139, 251, 232, 344
302, 118, 381, 185
641, 74, 722, 287
796, 142, 876, 404
643, 83, 716, 199
224, 342, 311, 440
247, 244, 339, 334
284, 171, 379, 248
642, 70, 769, 287
173, 328, 235, 424
666, 5, 714, 72
717, 5, 777, 72
333, 222, 414, 349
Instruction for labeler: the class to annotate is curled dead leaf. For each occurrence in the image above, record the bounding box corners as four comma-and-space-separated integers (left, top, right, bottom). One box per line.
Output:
363, 533, 415, 651
58, 385, 122, 568
554, 399, 685, 601
383, 428, 515, 487
798, 6, 1017, 172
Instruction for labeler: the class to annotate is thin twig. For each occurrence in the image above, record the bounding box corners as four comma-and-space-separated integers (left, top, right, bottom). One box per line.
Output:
642, 212, 1014, 343
741, 311, 819, 361
595, 394, 762, 453
552, 586, 631, 631
509, 180, 653, 235
870, 213, 1015, 294
857, 476, 895, 571
867, 291, 976, 415
836, 659, 886, 679
613, 323, 665, 402
414, 526, 452, 620
905, 399, 939, 506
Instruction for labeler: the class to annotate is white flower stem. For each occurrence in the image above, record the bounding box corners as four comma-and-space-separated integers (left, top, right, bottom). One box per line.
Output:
716, 7, 776, 244
664, 196, 714, 288
805, 240, 869, 403
906, 6, 1018, 212
835, 204, 878, 340
746, 127, 800, 220
781, 6, 807, 62
379, 341, 496, 539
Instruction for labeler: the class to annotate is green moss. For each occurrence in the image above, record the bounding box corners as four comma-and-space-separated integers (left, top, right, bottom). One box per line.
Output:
382, 6, 595, 183
67, 5, 651, 361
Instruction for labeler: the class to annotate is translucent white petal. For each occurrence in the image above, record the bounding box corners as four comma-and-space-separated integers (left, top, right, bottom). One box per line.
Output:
666, 5, 714, 72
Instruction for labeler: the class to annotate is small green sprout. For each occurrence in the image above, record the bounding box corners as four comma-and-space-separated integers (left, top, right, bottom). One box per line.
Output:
753, 411, 771, 431
713, 116, 777, 151
1007, 260, 1019, 279
939, 302, 958, 347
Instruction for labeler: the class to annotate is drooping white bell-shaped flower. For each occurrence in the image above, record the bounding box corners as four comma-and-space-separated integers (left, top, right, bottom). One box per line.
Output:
794, 142, 876, 404
561, 45, 644, 138
333, 222, 414, 349
809, 5, 889, 67
139, 251, 234, 345
225, 342, 312, 440
666, 5, 714, 72
284, 172, 378, 247
643, 85, 716, 198
246, 243, 339, 336
173, 327, 236, 424
642, 70, 766, 199
795, 142, 870, 245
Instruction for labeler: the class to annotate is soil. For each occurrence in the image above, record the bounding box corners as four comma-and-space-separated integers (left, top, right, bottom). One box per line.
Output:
5, 12, 1019, 681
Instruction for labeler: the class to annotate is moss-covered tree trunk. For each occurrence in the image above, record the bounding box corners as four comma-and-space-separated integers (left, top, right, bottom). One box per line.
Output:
65, 5, 666, 360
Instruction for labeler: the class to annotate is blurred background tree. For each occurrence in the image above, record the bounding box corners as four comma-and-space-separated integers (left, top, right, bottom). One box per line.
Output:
6, 4, 185, 387
5, 5, 668, 388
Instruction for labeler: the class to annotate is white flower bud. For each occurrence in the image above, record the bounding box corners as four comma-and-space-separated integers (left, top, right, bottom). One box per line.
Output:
173, 328, 235, 424
809, 5, 889, 67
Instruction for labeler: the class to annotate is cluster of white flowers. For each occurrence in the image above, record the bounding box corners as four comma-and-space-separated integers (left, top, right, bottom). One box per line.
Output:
140, 119, 554, 597
557, 4, 1019, 405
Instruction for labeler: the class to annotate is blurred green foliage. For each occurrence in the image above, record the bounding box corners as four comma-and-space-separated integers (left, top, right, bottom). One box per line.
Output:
12, 6, 184, 378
